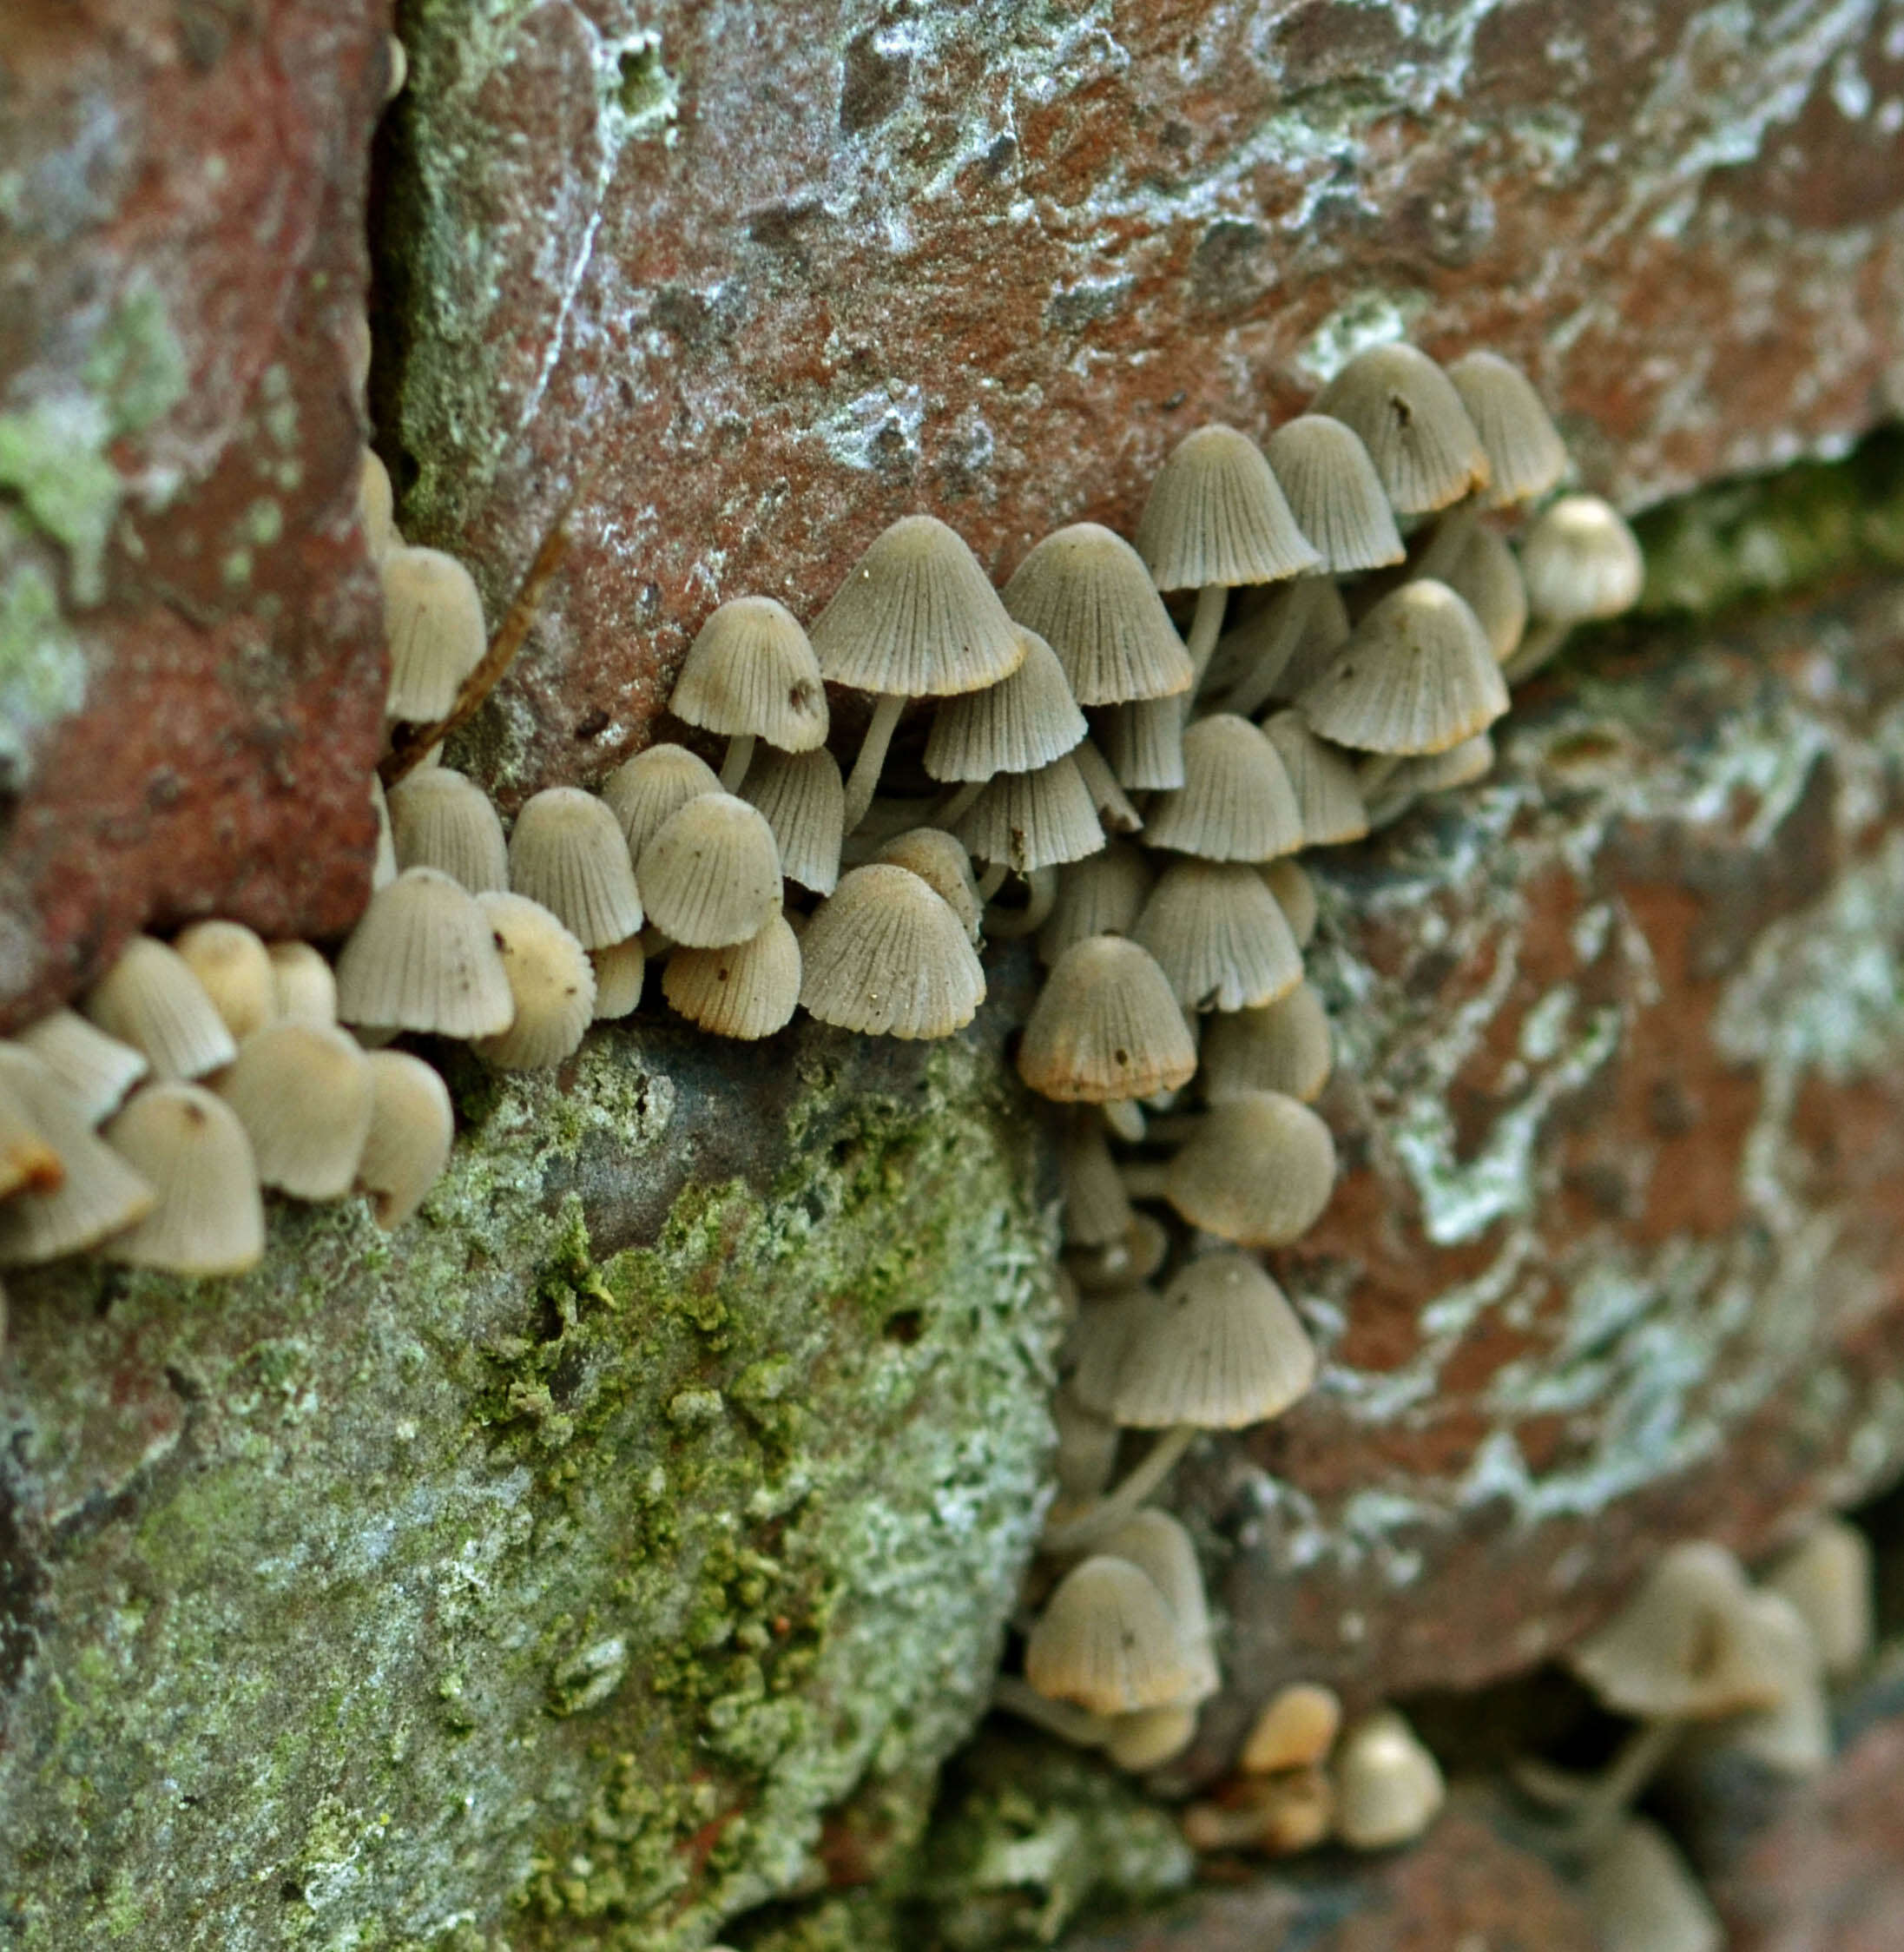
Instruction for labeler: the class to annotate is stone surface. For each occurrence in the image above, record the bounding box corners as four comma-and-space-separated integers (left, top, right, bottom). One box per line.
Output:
0, 0, 391, 1028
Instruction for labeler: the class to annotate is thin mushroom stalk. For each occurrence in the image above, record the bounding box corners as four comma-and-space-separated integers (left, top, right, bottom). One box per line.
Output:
840, 691, 908, 834
1503, 618, 1571, 684
932, 778, 987, 829
719, 732, 756, 794
992, 1675, 1112, 1748
985, 866, 1058, 939
1185, 584, 1229, 696
1511, 1714, 1685, 1852
1040, 1424, 1200, 1555
1222, 577, 1326, 721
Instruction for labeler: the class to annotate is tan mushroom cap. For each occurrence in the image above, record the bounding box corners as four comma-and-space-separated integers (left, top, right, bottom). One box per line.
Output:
1262, 857, 1318, 948
267, 941, 339, 1026
588, 936, 647, 1019
1183, 1767, 1336, 1855
1242, 1683, 1343, 1776
1583, 1819, 1723, 1952
0, 1068, 63, 1202
1024, 1554, 1198, 1715
1264, 414, 1406, 574
950, 752, 1106, 874
1136, 425, 1321, 591
1447, 349, 1569, 508
1766, 1517, 1874, 1681
1105, 1705, 1199, 1771
1002, 523, 1195, 705
1110, 1250, 1316, 1429
637, 791, 781, 948
1161, 1091, 1335, 1246
388, 768, 510, 893
214, 1020, 376, 1199
334, 867, 516, 1039
798, 864, 985, 1039
603, 743, 722, 860
1418, 514, 1528, 663
740, 745, 845, 895
1066, 1283, 1168, 1415
1038, 841, 1155, 966
471, 892, 596, 1069
1144, 714, 1304, 863
359, 450, 397, 560
1059, 1109, 1138, 1247
1100, 1509, 1219, 1702
1312, 342, 1490, 516
1297, 578, 1508, 757
17, 1008, 148, 1124
174, 920, 275, 1043
1370, 733, 1495, 812
0, 1046, 154, 1262
1258, 711, 1369, 847
1051, 1382, 1122, 1502
1018, 936, 1198, 1104
355, 1049, 454, 1229
663, 913, 802, 1040
101, 1082, 266, 1276
1067, 1209, 1169, 1295
808, 514, 1024, 698
1097, 695, 1187, 792
1713, 1589, 1831, 1776
382, 544, 486, 722
1520, 494, 1644, 622
924, 626, 1087, 781
1133, 861, 1303, 1013
875, 828, 983, 944
1333, 1708, 1446, 1850
670, 595, 828, 750
84, 934, 239, 1082
508, 786, 646, 949
1202, 981, 1332, 1105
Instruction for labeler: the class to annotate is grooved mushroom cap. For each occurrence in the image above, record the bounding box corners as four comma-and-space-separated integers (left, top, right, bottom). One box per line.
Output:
1264, 414, 1407, 573
1052, 1382, 1122, 1500
1202, 981, 1332, 1105
1259, 712, 1369, 847
1242, 1683, 1343, 1776
1109, 1250, 1316, 1429
1144, 715, 1305, 862
83, 935, 239, 1082
1333, 1709, 1446, 1850
1018, 936, 1197, 1104
1136, 425, 1322, 590
509, 787, 646, 949
1067, 1284, 1168, 1415
808, 515, 1024, 697
359, 451, 397, 560
1105, 1705, 1199, 1771
1024, 1554, 1198, 1715
589, 937, 647, 1020
388, 768, 510, 893
1262, 577, 1354, 704
1447, 350, 1570, 508
1374, 734, 1495, 809
924, 627, 1087, 781
671, 596, 829, 751
334, 867, 516, 1039
1038, 841, 1155, 966
101, 1082, 265, 1276
1582, 1819, 1723, 1952
740, 746, 845, 895
663, 913, 802, 1039
1161, 1091, 1335, 1245
798, 864, 985, 1039
1519, 494, 1644, 622
1297, 579, 1508, 756
1002, 523, 1195, 705
1420, 516, 1528, 662
471, 892, 596, 1069
1766, 1518, 1874, 1681
355, 1049, 454, 1229
1059, 1111, 1137, 1247
875, 828, 983, 943
0, 1046, 154, 1262
1262, 857, 1318, 948
1312, 343, 1491, 515
1100, 1509, 1219, 1702
949, 752, 1106, 874
382, 544, 486, 722
637, 792, 781, 948
1097, 696, 1187, 792
603, 743, 722, 860
1133, 861, 1303, 1013
214, 1021, 376, 1199
267, 941, 339, 1026
0, 1067, 62, 1202
175, 919, 275, 1042
17, 1008, 148, 1124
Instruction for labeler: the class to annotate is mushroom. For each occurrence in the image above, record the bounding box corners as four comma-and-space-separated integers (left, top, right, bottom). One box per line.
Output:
1123, 1091, 1335, 1247
1257, 576, 1354, 709
1262, 858, 1318, 948
1183, 1769, 1335, 1856
380, 544, 486, 723
1446, 349, 1570, 508
636, 791, 781, 948
1506, 493, 1645, 683
1057, 1108, 1139, 1249
1132, 860, 1304, 1014
174, 920, 276, 1042
471, 892, 596, 1069
101, 1082, 266, 1276
267, 941, 339, 1026
508, 786, 646, 951
369, 774, 398, 889
950, 751, 1107, 889
1017, 936, 1198, 1109
602, 742, 722, 860
1765, 1516, 1873, 1680
387, 768, 510, 892
925, 625, 1087, 801
1333, 1708, 1446, 1850
355, 1050, 454, 1229
1024, 1553, 1196, 1716
0, 1047, 154, 1262
83, 934, 238, 1082
588, 937, 648, 1020
1258, 711, 1369, 847
1099, 1508, 1221, 1705
16, 1009, 148, 1123
1066, 1209, 1169, 1296
1413, 509, 1528, 663
359, 451, 397, 560
873, 828, 984, 944
1068, 738, 1143, 834
797, 864, 985, 1039
662, 913, 802, 1040
1312, 343, 1490, 516
0, 1068, 62, 1204
1144, 714, 1304, 864
1104, 1705, 1199, 1771
669, 595, 829, 790
1363, 732, 1496, 830
739, 746, 846, 896
1580, 1818, 1722, 1952
1037, 841, 1155, 967
214, 1021, 376, 1199
1262, 414, 1406, 574
1064, 1283, 1166, 1420
1097, 694, 1191, 792
1201, 981, 1332, 1105
334, 867, 516, 1040
1241, 1682, 1343, 1776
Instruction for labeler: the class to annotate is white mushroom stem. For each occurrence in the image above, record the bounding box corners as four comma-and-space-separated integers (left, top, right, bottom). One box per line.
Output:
1222, 577, 1324, 721
1071, 740, 1142, 833
985, 867, 1057, 939
977, 861, 1010, 902
933, 780, 987, 828
1120, 1160, 1171, 1200
1040, 1423, 1199, 1556
1101, 1098, 1145, 1143
1503, 619, 1571, 685
1511, 1715, 1685, 1851
1185, 584, 1229, 696
992, 1675, 1112, 1748
719, 734, 756, 795
841, 691, 909, 834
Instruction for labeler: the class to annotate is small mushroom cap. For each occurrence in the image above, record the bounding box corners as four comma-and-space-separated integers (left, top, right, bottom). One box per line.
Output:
1067, 1210, 1169, 1294
1765, 1517, 1874, 1680
0, 1046, 155, 1261
1312, 343, 1490, 516
370, 774, 397, 889
1052, 1382, 1122, 1501
1133, 861, 1303, 1014
1163, 1091, 1335, 1246
1447, 350, 1569, 508
588, 936, 647, 1019
1262, 858, 1318, 949
1097, 695, 1187, 792
1003, 523, 1195, 705
798, 864, 985, 1039
1109, 1248, 1317, 1428
1144, 715, 1305, 863
1105, 1705, 1199, 1771
1708, 1590, 1832, 1776
1297, 579, 1508, 757
740, 745, 845, 896
663, 913, 802, 1040
471, 892, 596, 1069
1259, 711, 1369, 847
1264, 414, 1407, 573
1242, 1683, 1343, 1776
1373, 732, 1495, 808
388, 768, 510, 893
1100, 1509, 1219, 1702
1066, 1284, 1168, 1415
214, 1021, 376, 1199
875, 828, 983, 943
1024, 1554, 1199, 1715
670, 595, 829, 751
1418, 516, 1528, 663
1202, 981, 1332, 1105
0, 1068, 63, 1202
267, 941, 339, 1026
809, 514, 1024, 698
1520, 494, 1644, 622
1018, 936, 1197, 1104
174, 920, 276, 1043
924, 627, 1087, 781
382, 544, 486, 722
16, 1008, 148, 1124
1582, 1818, 1723, 1952
950, 752, 1107, 874
1262, 577, 1354, 704
83, 934, 239, 1082
354, 1049, 454, 1229
101, 1082, 266, 1276
1136, 425, 1322, 590
1333, 1708, 1446, 1850
508, 786, 646, 948
1059, 1109, 1138, 1247
637, 792, 781, 948
1038, 841, 1156, 966
334, 867, 517, 1039
1183, 1768, 1336, 1855
603, 743, 722, 860
359, 450, 397, 559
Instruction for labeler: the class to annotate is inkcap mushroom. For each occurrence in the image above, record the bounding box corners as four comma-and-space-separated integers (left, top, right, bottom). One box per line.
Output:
670, 595, 828, 790
1312, 343, 1490, 515
355, 1050, 454, 1229
381, 544, 486, 722
471, 892, 596, 1069
508, 786, 645, 950
637, 792, 781, 948
101, 1082, 266, 1276
214, 1021, 376, 1200
334, 867, 516, 1040
663, 913, 802, 1040
83, 934, 238, 1082
798, 864, 985, 1039
388, 768, 510, 892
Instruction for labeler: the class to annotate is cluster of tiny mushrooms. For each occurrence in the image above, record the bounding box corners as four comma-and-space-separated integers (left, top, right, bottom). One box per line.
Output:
0, 43, 1878, 1945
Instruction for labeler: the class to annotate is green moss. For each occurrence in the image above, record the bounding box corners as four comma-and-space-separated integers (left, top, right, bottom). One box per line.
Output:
0, 526, 88, 786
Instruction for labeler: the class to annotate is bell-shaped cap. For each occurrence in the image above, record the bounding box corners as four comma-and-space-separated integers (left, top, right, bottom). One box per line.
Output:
1097, 695, 1186, 792
174, 920, 275, 1043
1584, 1818, 1723, 1952
603, 743, 721, 860
1333, 1708, 1446, 1850
663, 913, 802, 1040
670, 595, 828, 751
1447, 350, 1569, 508
16, 1008, 148, 1124
0, 1065, 66, 1201
1052, 1382, 1122, 1502
1144, 715, 1304, 863
1710, 1590, 1831, 1776
0, 1046, 154, 1261
1262, 577, 1354, 704
1202, 981, 1332, 1105
1263, 858, 1317, 948
875, 828, 983, 943
1264, 414, 1406, 573
471, 892, 596, 1069
1368, 734, 1495, 820
1105, 1705, 1198, 1771
1100, 1508, 1220, 1702
809, 515, 1024, 697
589, 936, 647, 1019
1024, 1554, 1197, 1715
1134, 861, 1302, 1013
1136, 425, 1321, 590
1313, 343, 1490, 515
741, 746, 845, 896
925, 627, 1087, 781
84, 935, 238, 1082
1242, 1682, 1343, 1775
267, 941, 339, 1026
950, 752, 1105, 874
1765, 1518, 1874, 1681
334, 867, 516, 1039
359, 450, 397, 560
1059, 1109, 1138, 1247
509, 786, 645, 949
1297, 579, 1507, 757
1417, 515, 1527, 663
382, 544, 486, 722
1162, 1091, 1335, 1245
1258, 712, 1367, 848
388, 768, 510, 893
1520, 494, 1644, 622
1038, 841, 1155, 966
214, 1020, 375, 1199
1066, 1283, 1168, 1415
1004, 523, 1195, 705
355, 1049, 454, 1229
101, 1082, 266, 1276
1020, 937, 1197, 1104
799, 864, 985, 1039
1110, 1250, 1316, 1429
637, 792, 781, 948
